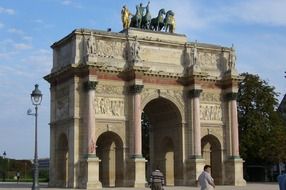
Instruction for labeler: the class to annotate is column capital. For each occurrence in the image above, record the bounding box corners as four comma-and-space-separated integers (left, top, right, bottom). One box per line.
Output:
189, 155, 203, 159
84, 81, 98, 91
131, 154, 144, 159
83, 154, 99, 159
224, 92, 237, 101
188, 89, 202, 98
129, 84, 144, 94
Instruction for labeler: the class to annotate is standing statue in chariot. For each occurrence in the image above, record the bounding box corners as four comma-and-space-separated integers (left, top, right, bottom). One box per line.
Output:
121, 2, 176, 33
121, 5, 132, 29
130, 1, 150, 28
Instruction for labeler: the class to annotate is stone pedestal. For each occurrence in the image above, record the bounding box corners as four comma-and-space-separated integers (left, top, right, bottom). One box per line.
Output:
224, 158, 246, 186
86, 156, 102, 189
133, 157, 147, 188
185, 158, 205, 186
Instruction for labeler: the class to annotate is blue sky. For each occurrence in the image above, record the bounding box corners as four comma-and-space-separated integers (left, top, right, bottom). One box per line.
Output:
0, 0, 285, 159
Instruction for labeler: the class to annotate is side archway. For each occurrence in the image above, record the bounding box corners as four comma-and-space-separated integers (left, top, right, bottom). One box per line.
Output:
96, 131, 124, 187
201, 134, 222, 184
56, 133, 69, 187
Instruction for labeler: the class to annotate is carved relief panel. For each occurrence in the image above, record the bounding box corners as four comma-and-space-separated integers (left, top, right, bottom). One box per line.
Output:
55, 86, 69, 120
85, 34, 124, 59
197, 51, 225, 76
198, 51, 220, 68
200, 92, 220, 102
94, 97, 124, 116
200, 92, 222, 122
200, 104, 222, 121
141, 46, 183, 66
95, 84, 124, 95
94, 84, 125, 117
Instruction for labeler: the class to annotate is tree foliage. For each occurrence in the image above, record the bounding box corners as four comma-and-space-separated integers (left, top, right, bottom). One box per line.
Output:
141, 112, 150, 161
0, 157, 33, 180
237, 73, 286, 164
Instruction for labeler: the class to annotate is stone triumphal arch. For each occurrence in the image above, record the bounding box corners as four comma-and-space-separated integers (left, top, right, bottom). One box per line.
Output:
44, 28, 246, 189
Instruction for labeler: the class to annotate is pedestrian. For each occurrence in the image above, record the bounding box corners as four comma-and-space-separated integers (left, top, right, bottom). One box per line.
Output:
16, 171, 20, 184
149, 166, 164, 190
278, 173, 286, 190
198, 165, 215, 190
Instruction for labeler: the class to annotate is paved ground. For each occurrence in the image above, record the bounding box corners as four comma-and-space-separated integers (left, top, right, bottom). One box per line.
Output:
0, 182, 279, 190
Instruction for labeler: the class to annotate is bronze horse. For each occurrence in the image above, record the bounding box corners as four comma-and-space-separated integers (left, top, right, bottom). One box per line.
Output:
141, 6, 152, 29
130, 5, 141, 28
164, 10, 175, 33
150, 8, 165, 31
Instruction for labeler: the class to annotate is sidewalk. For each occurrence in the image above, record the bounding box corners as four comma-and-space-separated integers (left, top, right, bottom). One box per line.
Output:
0, 182, 279, 190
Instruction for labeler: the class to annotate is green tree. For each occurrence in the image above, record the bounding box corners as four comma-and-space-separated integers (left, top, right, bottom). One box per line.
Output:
263, 124, 286, 163
141, 112, 150, 161
237, 73, 285, 164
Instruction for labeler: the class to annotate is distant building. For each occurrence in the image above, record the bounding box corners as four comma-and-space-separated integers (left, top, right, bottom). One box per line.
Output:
38, 158, 49, 170
278, 94, 286, 121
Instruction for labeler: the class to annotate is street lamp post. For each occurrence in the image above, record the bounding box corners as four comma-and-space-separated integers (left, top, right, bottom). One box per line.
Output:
2, 151, 6, 181
28, 84, 42, 190
25, 162, 27, 179
2, 151, 6, 159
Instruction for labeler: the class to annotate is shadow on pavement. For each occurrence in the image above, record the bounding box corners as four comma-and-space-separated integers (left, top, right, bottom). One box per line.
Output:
0, 182, 48, 189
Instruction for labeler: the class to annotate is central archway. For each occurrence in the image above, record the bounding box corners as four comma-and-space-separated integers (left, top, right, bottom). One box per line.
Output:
142, 97, 183, 185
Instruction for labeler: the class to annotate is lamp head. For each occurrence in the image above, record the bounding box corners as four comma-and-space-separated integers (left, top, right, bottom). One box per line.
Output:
31, 84, 42, 105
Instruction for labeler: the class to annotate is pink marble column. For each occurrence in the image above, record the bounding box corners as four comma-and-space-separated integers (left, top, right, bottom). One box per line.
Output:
85, 81, 98, 156
190, 89, 202, 158
228, 93, 240, 157
132, 84, 144, 157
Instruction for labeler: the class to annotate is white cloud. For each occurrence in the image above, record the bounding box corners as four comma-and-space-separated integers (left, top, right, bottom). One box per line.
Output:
23, 36, 32, 41
8, 28, 24, 35
0, 62, 31, 79
61, 0, 82, 8
0, 49, 51, 84
33, 19, 44, 24
236, 31, 286, 100
61, 0, 72, 5
14, 43, 32, 50
0, 22, 4, 29
0, 38, 14, 52
228, 0, 286, 26
149, 0, 286, 33
0, 52, 14, 59
32, 19, 54, 30
0, 6, 15, 15
149, 0, 209, 32
21, 49, 52, 74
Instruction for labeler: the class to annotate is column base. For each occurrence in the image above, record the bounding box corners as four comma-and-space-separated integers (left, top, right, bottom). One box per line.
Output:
185, 157, 205, 186
86, 156, 102, 189
224, 157, 246, 186
132, 157, 147, 188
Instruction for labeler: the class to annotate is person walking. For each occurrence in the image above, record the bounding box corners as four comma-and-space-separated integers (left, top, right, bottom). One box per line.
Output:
198, 165, 215, 190
149, 167, 164, 190
16, 171, 20, 184
278, 173, 286, 190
